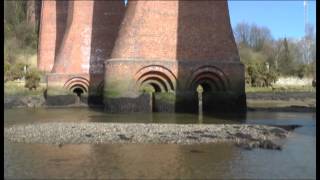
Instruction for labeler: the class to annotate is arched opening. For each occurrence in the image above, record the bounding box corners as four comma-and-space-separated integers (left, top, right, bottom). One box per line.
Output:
140, 82, 163, 93
140, 83, 163, 112
136, 66, 177, 113
197, 82, 212, 93
193, 79, 220, 114
72, 87, 84, 105
149, 83, 162, 92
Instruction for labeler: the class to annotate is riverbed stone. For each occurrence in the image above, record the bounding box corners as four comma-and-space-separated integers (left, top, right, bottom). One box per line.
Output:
4, 123, 289, 150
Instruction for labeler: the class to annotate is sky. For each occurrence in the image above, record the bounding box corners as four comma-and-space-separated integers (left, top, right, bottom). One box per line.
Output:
228, 0, 316, 40
122, 0, 316, 40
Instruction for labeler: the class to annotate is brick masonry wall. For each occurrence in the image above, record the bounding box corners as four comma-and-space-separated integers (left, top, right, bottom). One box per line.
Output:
111, 1, 239, 62
40, 0, 246, 112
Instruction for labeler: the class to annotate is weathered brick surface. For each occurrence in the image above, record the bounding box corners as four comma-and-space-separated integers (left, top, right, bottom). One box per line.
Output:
38, 1, 57, 72
39, 0, 246, 112
52, 1, 95, 74
111, 1, 238, 62
40, 0, 125, 101
38, 0, 69, 72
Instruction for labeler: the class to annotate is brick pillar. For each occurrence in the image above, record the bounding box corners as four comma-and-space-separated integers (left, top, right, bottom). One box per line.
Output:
46, 0, 126, 106
37, 0, 57, 72
38, 0, 69, 72
104, 0, 246, 113
52, 1, 94, 74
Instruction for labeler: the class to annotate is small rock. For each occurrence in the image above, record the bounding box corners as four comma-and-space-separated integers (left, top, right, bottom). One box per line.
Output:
85, 133, 92, 138
118, 134, 132, 141
186, 136, 198, 140
190, 149, 204, 153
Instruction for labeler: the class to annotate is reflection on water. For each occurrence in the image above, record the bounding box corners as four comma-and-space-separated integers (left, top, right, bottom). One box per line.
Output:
4, 108, 316, 179
4, 108, 247, 126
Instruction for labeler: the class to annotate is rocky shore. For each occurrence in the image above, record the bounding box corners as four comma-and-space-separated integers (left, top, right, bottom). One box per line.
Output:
4, 95, 46, 108
5, 123, 289, 150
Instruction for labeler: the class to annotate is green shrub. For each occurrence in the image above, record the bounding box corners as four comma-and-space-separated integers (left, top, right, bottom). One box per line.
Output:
8, 62, 28, 81
25, 68, 40, 90
4, 62, 12, 82
295, 64, 312, 79
246, 62, 279, 87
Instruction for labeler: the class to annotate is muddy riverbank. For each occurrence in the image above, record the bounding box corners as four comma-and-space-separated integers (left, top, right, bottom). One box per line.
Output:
5, 92, 316, 113
246, 92, 316, 112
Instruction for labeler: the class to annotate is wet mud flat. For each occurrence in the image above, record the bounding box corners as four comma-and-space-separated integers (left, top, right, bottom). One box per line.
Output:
5, 123, 290, 150
246, 92, 316, 112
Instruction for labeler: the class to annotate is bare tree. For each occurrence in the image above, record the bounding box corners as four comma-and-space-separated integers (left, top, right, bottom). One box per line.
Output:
233, 22, 250, 46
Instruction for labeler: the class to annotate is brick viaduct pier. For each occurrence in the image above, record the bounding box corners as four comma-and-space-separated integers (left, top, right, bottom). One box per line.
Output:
38, 0, 246, 113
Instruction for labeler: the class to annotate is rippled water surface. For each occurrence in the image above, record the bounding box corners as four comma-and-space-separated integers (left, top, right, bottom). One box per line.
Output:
4, 108, 316, 179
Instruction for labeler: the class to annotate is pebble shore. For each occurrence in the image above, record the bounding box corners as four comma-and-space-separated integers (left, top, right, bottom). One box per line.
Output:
5, 123, 289, 150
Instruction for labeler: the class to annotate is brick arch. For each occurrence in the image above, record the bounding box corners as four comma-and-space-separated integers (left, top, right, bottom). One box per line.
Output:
141, 79, 167, 92
188, 66, 229, 91
63, 77, 89, 93
135, 65, 177, 92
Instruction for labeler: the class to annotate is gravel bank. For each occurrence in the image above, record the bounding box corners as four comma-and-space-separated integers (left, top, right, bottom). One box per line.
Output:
5, 123, 289, 150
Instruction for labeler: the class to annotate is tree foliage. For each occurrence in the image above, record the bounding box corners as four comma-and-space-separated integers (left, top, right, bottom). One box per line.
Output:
4, 0, 40, 88
4, 1, 38, 64
234, 22, 316, 87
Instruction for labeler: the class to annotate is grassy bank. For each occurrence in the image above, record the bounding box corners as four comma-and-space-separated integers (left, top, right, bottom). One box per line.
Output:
245, 85, 315, 93
4, 81, 46, 96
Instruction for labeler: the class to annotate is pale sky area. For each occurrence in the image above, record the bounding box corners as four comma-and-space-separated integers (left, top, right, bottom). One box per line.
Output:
122, 0, 316, 40
228, 0, 316, 40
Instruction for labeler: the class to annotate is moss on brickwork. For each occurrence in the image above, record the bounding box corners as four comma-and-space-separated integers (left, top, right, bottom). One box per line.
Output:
47, 87, 71, 96
139, 85, 155, 93
155, 92, 175, 104
104, 78, 137, 98
104, 90, 121, 98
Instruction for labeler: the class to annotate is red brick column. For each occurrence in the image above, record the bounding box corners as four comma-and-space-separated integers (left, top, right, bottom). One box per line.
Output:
52, 1, 94, 74
37, 1, 57, 72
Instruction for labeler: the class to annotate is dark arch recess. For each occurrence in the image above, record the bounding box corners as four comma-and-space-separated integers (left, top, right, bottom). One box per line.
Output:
138, 71, 174, 90
135, 65, 177, 92
141, 77, 169, 92
69, 84, 88, 93
149, 83, 162, 92
191, 72, 225, 91
192, 72, 225, 86
141, 79, 166, 92
189, 66, 229, 91
192, 78, 220, 92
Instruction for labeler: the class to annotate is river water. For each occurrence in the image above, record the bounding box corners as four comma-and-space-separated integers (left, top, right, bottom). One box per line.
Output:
4, 108, 316, 179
